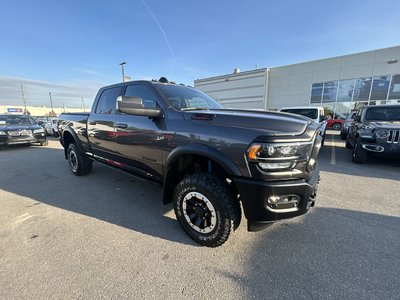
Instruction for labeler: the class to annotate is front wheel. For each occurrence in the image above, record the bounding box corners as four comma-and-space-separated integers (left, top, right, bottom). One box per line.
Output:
352, 138, 368, 163
67, 143, 92, 176
173, 173, 241, 247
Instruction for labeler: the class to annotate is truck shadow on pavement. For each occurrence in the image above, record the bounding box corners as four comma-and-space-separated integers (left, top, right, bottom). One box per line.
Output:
0, 145, 199, 247
216, 207, 400, 299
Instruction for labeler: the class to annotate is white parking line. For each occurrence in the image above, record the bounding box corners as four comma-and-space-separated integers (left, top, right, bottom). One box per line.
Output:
14, 213, 32, 225
330, 134, 336, 165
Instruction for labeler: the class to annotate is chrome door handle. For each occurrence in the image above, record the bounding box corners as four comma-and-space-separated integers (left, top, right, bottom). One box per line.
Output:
116, 123, 128, 129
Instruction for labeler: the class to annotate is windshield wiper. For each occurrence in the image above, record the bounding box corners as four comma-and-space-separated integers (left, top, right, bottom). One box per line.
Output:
181, 107, 210, 111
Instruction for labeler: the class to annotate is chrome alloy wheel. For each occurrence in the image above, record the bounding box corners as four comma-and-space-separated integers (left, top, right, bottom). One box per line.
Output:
182, 192, 217, 234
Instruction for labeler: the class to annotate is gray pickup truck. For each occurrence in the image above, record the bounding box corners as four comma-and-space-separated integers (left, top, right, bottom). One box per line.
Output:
58, 78, 323, 247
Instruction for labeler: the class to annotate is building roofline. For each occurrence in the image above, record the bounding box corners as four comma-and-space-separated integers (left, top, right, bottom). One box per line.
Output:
195, 45, 400, 83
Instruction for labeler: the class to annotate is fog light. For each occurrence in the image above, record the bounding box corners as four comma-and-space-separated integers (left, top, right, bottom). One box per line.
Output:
259, 161, 293, 171
266, 195, 301, 212
267, 196, 281, 205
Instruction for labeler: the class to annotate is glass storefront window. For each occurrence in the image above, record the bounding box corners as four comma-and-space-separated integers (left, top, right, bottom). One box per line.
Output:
322, 81, 338, 102
353, 77, 372, 102
389, 74, 400, 100
311, 83, 323, 103
337, 79, 354, 102
370, 75, 390, 100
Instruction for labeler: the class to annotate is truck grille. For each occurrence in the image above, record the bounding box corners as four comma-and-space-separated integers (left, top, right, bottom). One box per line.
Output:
387, 130, 400, 144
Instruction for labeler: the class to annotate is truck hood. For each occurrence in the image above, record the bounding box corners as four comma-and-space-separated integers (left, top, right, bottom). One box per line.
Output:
183, 109, 312, 136
366, 121, 400, 129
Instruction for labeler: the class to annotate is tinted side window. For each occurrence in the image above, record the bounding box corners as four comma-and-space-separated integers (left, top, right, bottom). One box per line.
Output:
96, 87, 121, 114
125, 85, 158, 108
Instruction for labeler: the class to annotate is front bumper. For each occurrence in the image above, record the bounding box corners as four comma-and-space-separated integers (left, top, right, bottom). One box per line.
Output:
234, 168, 320, 231
361, 142, 400, 157
0, 133, 46, 146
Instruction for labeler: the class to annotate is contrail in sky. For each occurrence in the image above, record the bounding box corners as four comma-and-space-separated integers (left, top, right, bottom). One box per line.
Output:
142, 0, 175, 78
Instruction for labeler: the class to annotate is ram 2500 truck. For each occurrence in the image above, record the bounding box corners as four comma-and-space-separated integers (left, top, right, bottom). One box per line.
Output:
58, 78, 322, 247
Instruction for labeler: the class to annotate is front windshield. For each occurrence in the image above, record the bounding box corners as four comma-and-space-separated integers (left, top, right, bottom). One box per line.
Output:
0, 115, 36, 126
365, 107, 400, 121
281, 108, 318, 120
155, 84, 223, 111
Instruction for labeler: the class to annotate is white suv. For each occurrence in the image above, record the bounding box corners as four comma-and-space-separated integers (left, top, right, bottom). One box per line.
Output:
45, 118, 59, 137
280, 106, 327, 143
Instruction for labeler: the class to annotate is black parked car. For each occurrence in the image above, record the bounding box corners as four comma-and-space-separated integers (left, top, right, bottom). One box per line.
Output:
346, 105, 400, 163
0, 114, 48, 148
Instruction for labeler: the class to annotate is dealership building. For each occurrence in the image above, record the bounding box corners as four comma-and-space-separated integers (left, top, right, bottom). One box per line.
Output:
194, 45, 400, 117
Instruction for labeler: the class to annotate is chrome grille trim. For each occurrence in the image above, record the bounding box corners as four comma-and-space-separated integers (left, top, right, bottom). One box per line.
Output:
387, 130, 400, 144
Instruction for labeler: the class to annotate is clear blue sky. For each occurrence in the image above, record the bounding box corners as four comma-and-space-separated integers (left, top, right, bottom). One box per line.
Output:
0, 0, 399, 107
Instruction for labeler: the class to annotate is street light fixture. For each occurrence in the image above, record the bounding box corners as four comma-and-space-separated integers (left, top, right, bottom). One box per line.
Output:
49, 92, 54, 115
120, 62, 126, 82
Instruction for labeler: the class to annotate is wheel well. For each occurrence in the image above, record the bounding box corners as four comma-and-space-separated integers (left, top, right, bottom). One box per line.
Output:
163, 154, 239, 205
62, 131, 75, 159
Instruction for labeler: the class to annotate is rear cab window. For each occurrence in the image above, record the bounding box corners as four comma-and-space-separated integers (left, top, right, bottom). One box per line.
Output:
95, 87, 122, 114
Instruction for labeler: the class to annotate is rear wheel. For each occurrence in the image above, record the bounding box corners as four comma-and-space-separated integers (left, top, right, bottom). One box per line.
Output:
173, 173, 240, 247
67, 143, 92, 176
345, 138, 352, 149
352, 137, 368, 163
52, 129, 59, 137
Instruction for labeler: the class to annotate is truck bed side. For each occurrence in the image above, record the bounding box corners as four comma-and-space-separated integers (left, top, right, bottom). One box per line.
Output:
58, 112, 92, 156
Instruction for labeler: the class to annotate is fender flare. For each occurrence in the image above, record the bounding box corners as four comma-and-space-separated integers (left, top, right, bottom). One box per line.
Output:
61, 127, 86, 159
162, 143, 242, 204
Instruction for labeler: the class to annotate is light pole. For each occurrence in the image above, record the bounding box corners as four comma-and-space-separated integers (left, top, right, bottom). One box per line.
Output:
120, 61, 126, 82
81, 97, 86, 112
20, 83, 28, 114
49, 92, 54, 115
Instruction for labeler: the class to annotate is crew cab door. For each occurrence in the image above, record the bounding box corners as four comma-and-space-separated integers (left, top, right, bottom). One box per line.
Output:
87, 86, 122, 160
115, 83, 165, 181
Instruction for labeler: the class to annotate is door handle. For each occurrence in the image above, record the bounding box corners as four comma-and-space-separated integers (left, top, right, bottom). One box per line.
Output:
116, 123, 128, 129
88, 121, 97, 125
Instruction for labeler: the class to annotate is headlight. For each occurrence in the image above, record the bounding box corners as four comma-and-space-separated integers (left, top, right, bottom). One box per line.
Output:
33, 128, 44, 133
247, 141, 313, 171
0, 130, 6, 135
375, 130, 389, 139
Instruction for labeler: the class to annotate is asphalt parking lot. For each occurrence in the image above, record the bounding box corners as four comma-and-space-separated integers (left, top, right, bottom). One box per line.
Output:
0, 130, 399, 299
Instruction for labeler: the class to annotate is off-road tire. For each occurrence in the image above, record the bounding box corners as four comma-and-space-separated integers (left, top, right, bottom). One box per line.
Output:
173, 173, 241, 247
352, 137, 368, 164
52, 129, 59, 137
345, 138, 352, 149
67, 143, 92, 176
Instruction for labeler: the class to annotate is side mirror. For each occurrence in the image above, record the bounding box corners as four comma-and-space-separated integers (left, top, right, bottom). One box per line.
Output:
353, 115, 361, 122
320, 116, 327, 121
117, 96, 162, 118
38, 121, 44, 126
